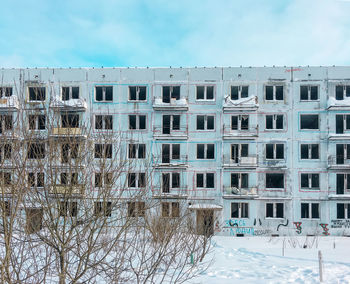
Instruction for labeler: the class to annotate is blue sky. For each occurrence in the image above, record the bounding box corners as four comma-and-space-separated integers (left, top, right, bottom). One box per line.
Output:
1, 0, 350, 67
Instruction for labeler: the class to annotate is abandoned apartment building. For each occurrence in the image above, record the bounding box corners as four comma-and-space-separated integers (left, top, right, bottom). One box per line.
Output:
0, 66, 350, 237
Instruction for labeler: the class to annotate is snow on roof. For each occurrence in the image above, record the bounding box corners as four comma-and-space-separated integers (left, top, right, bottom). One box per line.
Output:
223, 95, 258, 107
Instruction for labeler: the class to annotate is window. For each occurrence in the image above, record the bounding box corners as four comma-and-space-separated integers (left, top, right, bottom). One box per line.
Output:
28, 87, 46, 101
265, 85, 284, 101
0, 115, 13, 133
300, 85, 318, 101
26, 208, 43, 234
266, 173, 284, 189
231, 86, 248, 100
231, 115, 249, 130
0, 144, 12, 161
129, 115, 146, 130
127, 173, 146, 188
162, 173, 180, 193
0, 87, 12, 97
336, 114, 350, 134
300, 173, 319, 189
266, 203, 284, 218
196, 115, 214, 130
129, 86, 147, 101
197, 144, 215, 159
231, 144, 248, 162
300, 144, 319, 159
94, 144, 112, 159
0, 201, 11, 216
94, 201, 112, 217
196, 173, 215, 188
128, 144, 146, 159
95, 86, 113, 102
337, 203, 350, 219
27, 142, 45, 159
231, 202, 249, 218
301, 203, 319, 219
196, 86, 214, 100
128, 202, 145, 217
162, 115, 180, 134
266, 115, 284, 130
336, 85, 350, 100
61, 143, 79, 163
336, 174, 350, 195
300, 114, 319, 130
60, 172, 78, 185
266, 144, 284, 159
28, 172, 44, 188
231, 173, 248, 189
29, 115, 46, 130
59, 201, 78, 217
161, 144, 180, 163
161, 202, 179, 218
95, 172, 113, 188
336, 144, 350, 165
95, 115, 113, 130
62, 86, 79, 100
162, 86, 180, 103
0, 172, 11, 186
61, 114, 79, 128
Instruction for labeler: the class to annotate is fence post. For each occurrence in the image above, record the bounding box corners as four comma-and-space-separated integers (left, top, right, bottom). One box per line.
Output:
318, 250, 323, 282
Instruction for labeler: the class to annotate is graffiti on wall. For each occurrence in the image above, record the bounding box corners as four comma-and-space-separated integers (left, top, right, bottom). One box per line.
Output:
277, 219, 289, 231
331, 220, 350, 229
293, 222, 302, 234
319, 224, 330, 236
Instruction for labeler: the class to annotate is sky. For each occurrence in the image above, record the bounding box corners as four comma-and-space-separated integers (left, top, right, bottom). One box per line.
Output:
1, 0, 350, 67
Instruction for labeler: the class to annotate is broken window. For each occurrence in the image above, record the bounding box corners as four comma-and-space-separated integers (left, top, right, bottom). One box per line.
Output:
266, 203, 284, 218
336, 174, 350, 194
28, 172, 44, 188
129, 115, 146, 130
300, 114, 319, 130
129, 86, 147, 101
300, 173, 319, 189
265, 85, 283, 101
231, 86, 248, 100
162, 115, 180, 134
95, 115, 113, 130
94, 201, 112, 217
59, 201, 78, 217
301, 203, 319, 219
128, 144, 146, 159
300, 85, 318, 101
196, 173, 215, 188
61, 114, 79, 128
161, 144, 180, 163
162, 86, 180, 103
300, 144, 319, 159
162, 173, 180, 193
161, 202, 179, 218
27, 142, 45, 159
337, 203, 350, 219
231, 202, 249, 218
62, 86, 79, 100
196, 115, 214, 130
127, 173, 146, 188
95, 86, 113, 102
231, 144, 248, 163
28, 87, 46, 101
231, 173, 248, 189
28, 115, 46, 130
94, 144, 112, 159
231, 115, 249, 130
26, 208, 43, 234
266, 173, 284, 188
197, 144, 215, 159
265, 144, 284, 159
0, 87, 13, 97
196, 85, 214, 100
335, 85, 350, 100
0, 144, 12, 161
266, 114, 284, 130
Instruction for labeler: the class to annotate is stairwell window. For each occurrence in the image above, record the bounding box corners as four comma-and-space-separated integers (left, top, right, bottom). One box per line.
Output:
231, 202, 249, 218
266, 115, 284, 130
197, 144, 215, 159
300, 173, 319, 190
265, 85, 284, 101
62, 86, 79, 100
301, 203, 319, 219
95, 172, 113, 188
196, 86, 214, 101
129, 86, 147, 101
266, 203, 284, 218
196, 173, 215, 189
95, 86, 113, 102
231, 86, 248, 100
196, 115, 214, 130
300, 85, 318, 101
27, 142, 45, 159
0, 115, 13, 132
162, 173, 180, 193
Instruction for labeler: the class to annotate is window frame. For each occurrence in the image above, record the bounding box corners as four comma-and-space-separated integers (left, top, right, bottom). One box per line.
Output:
128, 114, 147, 130
265, 143, 284, 160
161, 202, 180, 218
265, 114, 284, 130
128, 86, 147, 102
301, 202, 320, 219
265, 202, 284, 219
300, 144, 319, 160
300, 173, 320, 190
95, 115, 113, 130
300, 114, 319, 130
95, 86, 113, 102
265, 85, 284, 101
28, 86, 46, 102
0, 87, 13, 98
196, 172, 215, 189
61, 86, 80, 101
230, 85, 249, 100
230, 202, 249, 218
196, 144, 215, 160
196, 115, 215, 131
300, 85, 319, 101
265, 173, 285, 189
196, 85, 215, 101
336, 203, 350, 219
94, 144, 113, 159
128, 144, 146, 159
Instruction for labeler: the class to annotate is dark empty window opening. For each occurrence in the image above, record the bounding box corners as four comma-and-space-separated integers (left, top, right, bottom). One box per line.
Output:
128, 202, 145, 217
231, 86, 248, 100
301, 203, 319, 219
94, 144, 112, 159
300, 144, 319, 159
162, 115, 180, 134
95, 115, 113, 130
336, 114, 350, 134
0, 144, 12, 161
266, 203, 284, 218
162, 172, 180, 193
128, 144, 146, 159
231, 144, 249, 163
94, 201, 112, 217
300, 85, 318, 101
196, 85, 214, 100
231, 202, 249, 218
95, 86, 113, 102
336, 85, 350, 100
197, 144, 215, 159
128, 173, 146, 188
231, 115, 249, 130
265, 85, 284, 101
0, 115, 13, 133
129, 86, 147, 101
29, 115, 46, 130
266, 173, 284, 188
0, 87, 13, 98
129, 115, 146, 130
196, 115, 214, 130
337, 203, 350, 219
28, 87, 46, 101
61, 114, 79, 128
231, 173, 248, 189
162, 86, 180, 103
336, 173, 350, 195
266, 115, 283, 130
27, 143, 45, 159
301, 173, 320, 189
266, 144, 284, 160
161, 144, 180, 163
300, 115, 319, 130
196, 173, 215, 188
62, 86, 79, 100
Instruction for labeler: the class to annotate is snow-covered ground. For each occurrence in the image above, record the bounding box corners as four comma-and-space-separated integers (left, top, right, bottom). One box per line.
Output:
195, 236, 350, 283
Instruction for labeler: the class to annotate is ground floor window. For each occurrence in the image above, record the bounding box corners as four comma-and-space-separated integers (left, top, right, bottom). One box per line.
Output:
337, 203, 350, 219
231, 202, 249, 218
266, 203, 284, 218
301, 203, 319, 219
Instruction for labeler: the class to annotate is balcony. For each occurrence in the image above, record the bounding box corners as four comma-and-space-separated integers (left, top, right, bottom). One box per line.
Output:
50, 97, 87, 112
222, 125, 258, 140
328, 155, 350, 169
50, 185, 84, 195
0, 96, 19, 111
152, 97, 188, 111
0, 130, 19, 140
222, 155, 258, 168
261, 159, 287, 168
152, 186, 188, 198
328, 190, 350, 200
50, 127, 86, 138
153, 125, 188, 140
223, 96, 258, 112
327, 97, 350, 111
153, 155, 188, 168
223, 186, 258, 199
